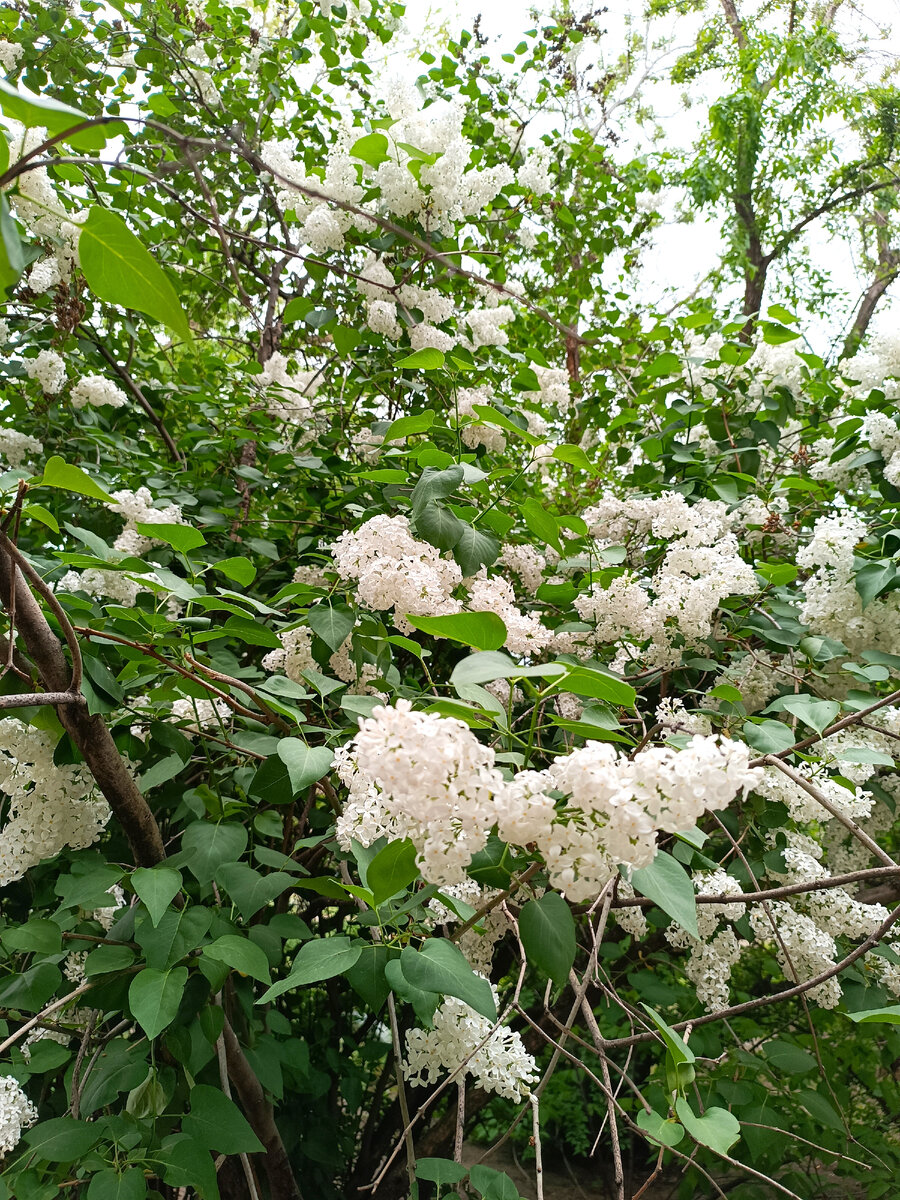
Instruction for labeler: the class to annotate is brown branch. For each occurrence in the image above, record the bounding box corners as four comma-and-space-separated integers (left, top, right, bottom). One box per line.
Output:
610, 864, 900, 908
720, 0, 747, 50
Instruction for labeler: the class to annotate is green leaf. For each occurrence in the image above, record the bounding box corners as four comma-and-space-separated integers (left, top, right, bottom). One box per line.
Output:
135, 906, 211, 971
641, 1005, 695, 1066
181, 822, 248, 885
630, 852, 699, 940
79, 1039, 150, 1116
396, 347, 445, 370
215, 863, 294, 921
38, 455, 115, 503
86, 1169, 147, 1200
135, 523, 206, 553
412, 465, 465, 511
674, 1097, 740, 1155
24, 1117, 100, 1162
552, 444, 592, 471
742, 719, 795, 754
519, 891, 576, 988
453, 524, 501, 576
128, 966, 188, 1039
405, 611, 507, 651
450, 651, 565, 687
307, 602, 355, 652
22, 504, 60, 534
214, 556, 257, 586
855, 561, 897, 608
183, 1084, 265, 1154
468, 1164, 521, 1199
559, 666, 636, 709
400, 940, 497, 1020
350, 131, 390, 166
0, 195, 23, 291
385, 956, 440, 1025
416, 1158, 468, 1185
415, 500, 466, 551
382, 410, 436, 442
203, 934, 271, 984
132, 866, 183, 928
276, 740, 334, 794
522, 497, 561, 553
248, 754, 293, 806
846, 1005, 900, 1024
0, 79, 124, 149
158, 1136, 220, 1200
258, 936, 362, 1003
366, 839, 420, 906
636, 1108, 685, 1148
79, 206, 191, 340
3, 918, 62, 954
776, 695, 840, 734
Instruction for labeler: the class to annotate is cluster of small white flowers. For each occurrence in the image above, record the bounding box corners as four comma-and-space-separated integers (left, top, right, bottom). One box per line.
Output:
0, 39, 23, 73
749, 901, 842, 1008
20, 1025, 71, 1062
173, 49, 222, 108
329, 643, 384, 697
330, 514, 462, 633
839, 328, 900, 399
170, 697, 230, 735
56, 567, 145, 608
456, 387, 506, 453
532, 365, 571, 416
404, 990, 538, 1100
498, 544, 546, 595
258, 352, 322, 427
427, 881, 509, 975
63, 950, 88, 985
93, 883, 126, 932
0, 428, 43, 468
464, 306, 515, 349
613, 877, 648, 938
332, 743, 414, 851
351, 700, 503, 884
861, 411, 900, 488
517, 146, 553, 196
576, 493, 756, 666
665, 869, 745, 1011
747, 341, 807, 397
655, 697, 712, 736
107, 487, 185, 556
0, 719, 111, 886
0, 1076, 37, 1157
24, 349, 66, 394
70, 374, 127, 410
466, 574, 551, 657
292, 563, 328, 588
262, 625, 315, 685
755, 762, 872, 825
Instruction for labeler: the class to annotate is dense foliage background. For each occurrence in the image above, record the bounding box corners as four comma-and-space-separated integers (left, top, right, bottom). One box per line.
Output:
2, 1, 900, 1198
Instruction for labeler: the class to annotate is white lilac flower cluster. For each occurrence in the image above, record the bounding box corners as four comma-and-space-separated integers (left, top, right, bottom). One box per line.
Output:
665, 869, 745, 1012
749, 901, 842, 1008
70, 374, 128, 410
107, 486, 186, 556
839, 327, 900, 400
498, 544, 547, 595
336, 700, 760, 900
24, 348, 66, 394
258, 351, 323, 430
0, 719, 111, 887
56, 566, 146, 608
427, 881, 510, 976
170, 697, 231, 735
705, 650, 785, 715
0, 1076, 37, 1157
0, 428, 43, 469
576, 491, 757, 668
330, 515, 462, 633
466, 574, 551, 657
404, 989, 538, 1101
455, 387, 507, 454
797, 509, 900, 654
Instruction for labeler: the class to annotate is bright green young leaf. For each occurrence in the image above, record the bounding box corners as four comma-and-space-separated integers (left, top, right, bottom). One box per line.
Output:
395, 347, 445, 370
636, 1108, 685, 1149
128, 966, 189, 1040
183, 1084, 265, 1154
258, 936, 362, 1003
416, 1158, 469, 1185
400, 940, 497, 1021
38, 455, 115, 503
131, 866, 183, 928
846, 1005, 900, 1024
382, 410, 436, 442
277, 739, 334, 794
79, 206, 191, 339
405, 611, 507, 651
630, 852, 699, 939
203, 934, 271, 984
135, 522, 206, 553
468, 1164, 522, 1200
214, 556, 257, 586
519, 891, 576, 989
450, 651, 566, 687
552, 444, 592, 471
641, 1004, 695, 1066
522, 497, 562, 552
674, 1097, 741, 1155
366, 838, 420, 906
350, 131, 389, 166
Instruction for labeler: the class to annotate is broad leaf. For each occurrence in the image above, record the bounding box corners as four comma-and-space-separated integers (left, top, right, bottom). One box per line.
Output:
258, 936, 362, 1003
307, 602, 355, 652
277, 739, 335, 794
128, 966, 189, 1039
132, 866, 183, 928
203, 934, 272, 984
400, 940, 497, 1021
519, 891, 576, 988
366, 838, 420, 906
630, 851, 699, 940
38, 455, 115, 503
180, 822, 248, 885
183, 1084, 265, 1154
405, 611, 507, 651
79, 206, 191, 339
636, 1109, 685, 1149
135, 522, 206, 553
674, 1097, 740, 1155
